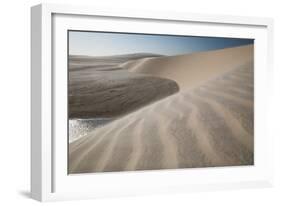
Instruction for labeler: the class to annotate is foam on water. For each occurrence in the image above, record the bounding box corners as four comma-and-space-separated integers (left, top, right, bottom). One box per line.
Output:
69, 118, 114, 143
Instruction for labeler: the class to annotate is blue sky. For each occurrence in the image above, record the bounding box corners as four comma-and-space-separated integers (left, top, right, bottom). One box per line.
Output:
69, 31, 254, 56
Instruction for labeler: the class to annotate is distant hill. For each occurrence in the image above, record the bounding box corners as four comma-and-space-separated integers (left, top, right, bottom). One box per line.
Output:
69, 53, 163, 62
69, 53, 164, 71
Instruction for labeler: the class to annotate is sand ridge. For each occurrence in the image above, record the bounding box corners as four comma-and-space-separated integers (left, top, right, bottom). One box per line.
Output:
122, 45, 253, 90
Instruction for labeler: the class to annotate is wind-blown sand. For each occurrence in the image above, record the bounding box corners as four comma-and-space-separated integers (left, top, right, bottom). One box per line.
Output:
69, 45, 254, 173
122, 45, 253, 90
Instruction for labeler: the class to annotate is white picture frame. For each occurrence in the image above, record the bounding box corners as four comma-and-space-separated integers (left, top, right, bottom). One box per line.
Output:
31, 3, 274, 202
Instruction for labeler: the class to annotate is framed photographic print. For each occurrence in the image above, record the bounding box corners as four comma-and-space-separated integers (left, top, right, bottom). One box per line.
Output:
31, 3, 274, 201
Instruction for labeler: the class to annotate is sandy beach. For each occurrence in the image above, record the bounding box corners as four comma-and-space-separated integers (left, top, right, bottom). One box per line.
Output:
68, 44, 254, 174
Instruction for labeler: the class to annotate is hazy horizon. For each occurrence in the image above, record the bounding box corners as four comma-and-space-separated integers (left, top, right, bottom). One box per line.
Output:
69, 31, 254, 57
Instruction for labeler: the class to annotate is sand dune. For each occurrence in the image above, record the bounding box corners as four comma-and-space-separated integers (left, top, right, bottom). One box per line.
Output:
121, 45, 253, 90
69, 53, 178, 118
69, 45, 254, 173
69, 53, 163, 71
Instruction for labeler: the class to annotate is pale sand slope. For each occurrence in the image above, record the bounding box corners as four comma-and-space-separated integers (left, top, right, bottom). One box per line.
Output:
121, 45, 253, 90
69, 45, 254, 173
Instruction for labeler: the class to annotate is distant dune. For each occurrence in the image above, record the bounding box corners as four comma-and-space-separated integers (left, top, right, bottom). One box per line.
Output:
69, 45, 254, 173
69, 53, 178, 118
69, 53, 163, 71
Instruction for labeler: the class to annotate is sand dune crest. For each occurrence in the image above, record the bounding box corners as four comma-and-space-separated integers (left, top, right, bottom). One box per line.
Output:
122, 45, 253, 90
